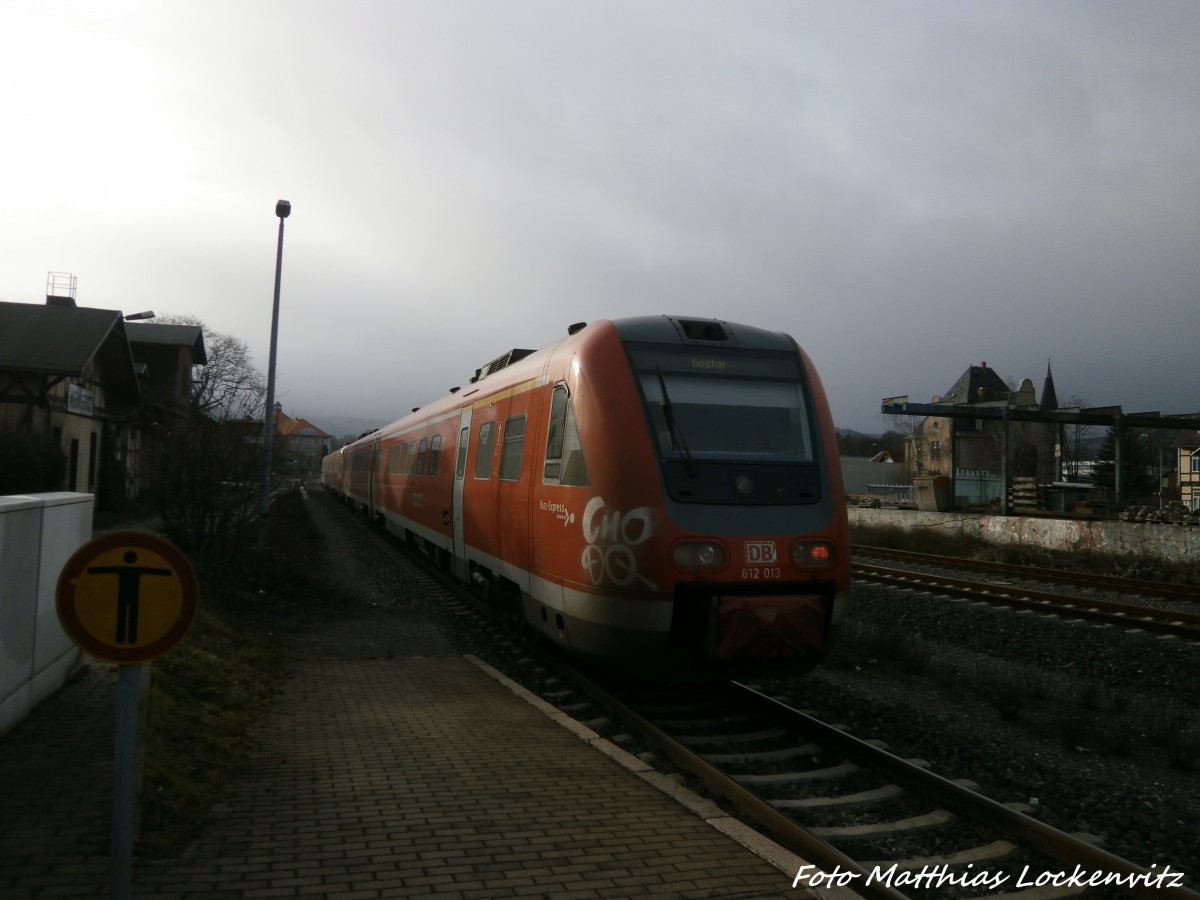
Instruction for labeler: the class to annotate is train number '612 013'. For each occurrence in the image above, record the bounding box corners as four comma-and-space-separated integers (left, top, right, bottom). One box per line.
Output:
742, 567, 782, 580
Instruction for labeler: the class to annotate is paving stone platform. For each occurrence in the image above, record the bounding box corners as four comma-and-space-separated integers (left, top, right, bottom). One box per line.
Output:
0, 652, 827, 899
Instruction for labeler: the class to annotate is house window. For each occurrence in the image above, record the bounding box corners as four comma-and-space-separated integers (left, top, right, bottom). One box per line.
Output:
1192, 450, 1200, 474
499, 415, 526, 482
930, 440, 941, 461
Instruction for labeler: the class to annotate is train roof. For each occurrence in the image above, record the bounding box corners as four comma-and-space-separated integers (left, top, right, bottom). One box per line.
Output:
610, 315, 795, 352
336, 315, 799, 453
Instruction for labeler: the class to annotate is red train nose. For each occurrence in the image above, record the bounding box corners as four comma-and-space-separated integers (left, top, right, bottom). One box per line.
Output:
713, 595, 828, 660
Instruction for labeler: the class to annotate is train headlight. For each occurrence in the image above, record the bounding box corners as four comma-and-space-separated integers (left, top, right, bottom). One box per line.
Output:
791, 541, 834, 568
671, 541, 728, 572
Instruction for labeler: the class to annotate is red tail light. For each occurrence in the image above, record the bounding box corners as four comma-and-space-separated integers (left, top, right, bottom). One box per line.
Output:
791, 541, 834, 568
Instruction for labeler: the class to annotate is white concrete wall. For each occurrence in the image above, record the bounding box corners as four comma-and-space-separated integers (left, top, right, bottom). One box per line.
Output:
848, 506, 1200, 562
0, 493, 93, 737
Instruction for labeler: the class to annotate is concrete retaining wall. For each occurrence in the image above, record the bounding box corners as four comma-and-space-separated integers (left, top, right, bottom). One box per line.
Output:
848, 506, 1200, 562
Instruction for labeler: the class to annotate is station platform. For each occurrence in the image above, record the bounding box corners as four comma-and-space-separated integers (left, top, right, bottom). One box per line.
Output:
0, 649, 824, 898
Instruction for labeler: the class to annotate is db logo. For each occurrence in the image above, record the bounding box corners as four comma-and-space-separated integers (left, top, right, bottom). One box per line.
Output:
744, 541, 777, 564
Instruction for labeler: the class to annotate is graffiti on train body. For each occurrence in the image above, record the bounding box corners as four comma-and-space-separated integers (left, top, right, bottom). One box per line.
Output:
580, 496, 658, 590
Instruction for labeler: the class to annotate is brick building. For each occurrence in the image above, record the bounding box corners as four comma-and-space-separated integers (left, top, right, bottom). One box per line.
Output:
906, 362, 1061, 507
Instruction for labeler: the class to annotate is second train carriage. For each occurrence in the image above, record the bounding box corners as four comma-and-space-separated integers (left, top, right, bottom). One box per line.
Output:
322, 315, 849, 674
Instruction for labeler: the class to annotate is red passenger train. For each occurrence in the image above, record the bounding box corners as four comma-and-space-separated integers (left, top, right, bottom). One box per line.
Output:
321, 315, 849, 675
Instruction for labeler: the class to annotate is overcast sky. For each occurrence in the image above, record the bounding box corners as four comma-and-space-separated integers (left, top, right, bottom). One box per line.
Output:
2, 1, 1196, 437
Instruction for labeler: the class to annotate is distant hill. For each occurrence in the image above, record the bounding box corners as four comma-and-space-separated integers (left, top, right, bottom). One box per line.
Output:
836, 427, 906, 459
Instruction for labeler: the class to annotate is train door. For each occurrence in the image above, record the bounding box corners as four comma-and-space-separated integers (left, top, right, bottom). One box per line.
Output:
451, 407, 472, 581
367, 438, 380, 519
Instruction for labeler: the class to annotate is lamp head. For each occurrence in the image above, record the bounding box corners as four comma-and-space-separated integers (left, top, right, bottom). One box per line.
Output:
276, 200, 291, 219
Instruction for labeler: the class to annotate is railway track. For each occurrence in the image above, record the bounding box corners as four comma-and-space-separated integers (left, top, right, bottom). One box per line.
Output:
853, 545, 1200, 604
539, 663, 1199, 900
850, 551, 1200, 642
330, 501, 1198, 897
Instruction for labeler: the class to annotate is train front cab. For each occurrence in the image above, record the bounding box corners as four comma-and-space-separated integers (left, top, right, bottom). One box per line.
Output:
530, 316, 849, 677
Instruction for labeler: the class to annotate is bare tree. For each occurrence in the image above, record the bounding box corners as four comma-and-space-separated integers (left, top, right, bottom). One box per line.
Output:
1060, 394, 1099, 481
147, 315, 267, 559
156, 315, 266, 421
883, 413, 923, 477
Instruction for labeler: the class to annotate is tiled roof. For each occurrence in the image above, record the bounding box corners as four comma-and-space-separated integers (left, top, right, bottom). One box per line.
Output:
125, 322, 208, 365
0, 300, 139, 398
942, 363, 1011, 405
273, 410, 331, 437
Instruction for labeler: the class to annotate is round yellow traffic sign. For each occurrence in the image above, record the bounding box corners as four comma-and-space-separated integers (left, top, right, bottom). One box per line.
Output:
56, 531, 199, 664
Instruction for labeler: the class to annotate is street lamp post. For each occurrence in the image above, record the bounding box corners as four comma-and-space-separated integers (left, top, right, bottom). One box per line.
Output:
257, 199, 291, 553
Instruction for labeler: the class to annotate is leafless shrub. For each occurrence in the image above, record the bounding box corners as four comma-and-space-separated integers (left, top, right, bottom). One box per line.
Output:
985, 668, 1028, 721
147, 315, 268, 563
152, 418, 260, 562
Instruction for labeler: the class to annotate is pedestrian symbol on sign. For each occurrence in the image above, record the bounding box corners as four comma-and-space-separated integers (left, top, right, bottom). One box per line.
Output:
85, 551, 172, 644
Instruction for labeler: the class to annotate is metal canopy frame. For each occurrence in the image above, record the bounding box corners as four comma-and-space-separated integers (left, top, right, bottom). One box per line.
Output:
880, 398, 1200, 512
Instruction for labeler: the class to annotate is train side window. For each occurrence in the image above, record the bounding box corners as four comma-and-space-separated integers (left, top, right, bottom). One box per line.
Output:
416, 438, 428, 475
455, 427, 469, 478
474, 421, 496, 479
408, 441, 418, 474
397, 443, 410, 475
544, 384, 589, 486
544, 385, 567, 479
429, 435, 442, 476
386, 445, 401, 476
499, 414, 526, 482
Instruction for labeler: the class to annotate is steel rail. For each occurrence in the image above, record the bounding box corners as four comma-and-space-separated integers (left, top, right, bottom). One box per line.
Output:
853, 545, 1200, 603
730, 683, 1200, 900
852, 562, 1200, 640
541, 657, 912, 900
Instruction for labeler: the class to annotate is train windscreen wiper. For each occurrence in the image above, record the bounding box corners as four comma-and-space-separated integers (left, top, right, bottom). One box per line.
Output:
656, 368, 698, 478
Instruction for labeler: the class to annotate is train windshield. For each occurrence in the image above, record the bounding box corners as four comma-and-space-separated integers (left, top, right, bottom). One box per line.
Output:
627, 345, 814, 463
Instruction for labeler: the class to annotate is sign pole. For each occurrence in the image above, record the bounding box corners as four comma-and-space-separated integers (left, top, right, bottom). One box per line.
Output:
110, 664, 140, 900
55, 531, 200, 899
